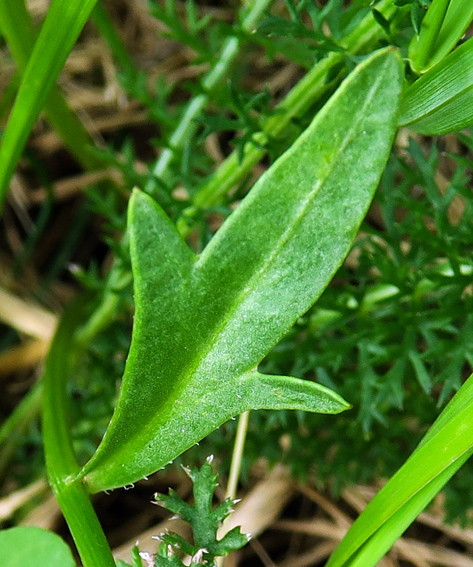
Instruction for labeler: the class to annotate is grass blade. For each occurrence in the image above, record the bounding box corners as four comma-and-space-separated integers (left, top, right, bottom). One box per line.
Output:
400, 37, 473, 135
408, 0, 450, 73
326, 373, 473, 567
0, 0, 106, 171
0, 0, 99, 214
409, 0, 473, 73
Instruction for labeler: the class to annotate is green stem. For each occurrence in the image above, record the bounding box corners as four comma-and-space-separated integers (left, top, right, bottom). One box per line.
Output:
75, 257, 132, 347
186, 0, 396, 218
0, 381, 43, 481
146, 0, 275, 193
0, 381, 42, 448
191, 50, 344, 210
225, 410, 250, 501
42, 299, 116, 567
218, 411, 250, 567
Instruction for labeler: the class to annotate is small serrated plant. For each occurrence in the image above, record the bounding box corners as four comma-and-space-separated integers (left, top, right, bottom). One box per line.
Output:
151, 457, 248, 567
2, 1, 473, 567
115, 458, 248, 567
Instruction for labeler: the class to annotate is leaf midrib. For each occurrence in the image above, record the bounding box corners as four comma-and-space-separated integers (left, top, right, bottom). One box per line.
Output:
128, 56, 391, 454
83, 54, 393, 482
185, 58, 388, 378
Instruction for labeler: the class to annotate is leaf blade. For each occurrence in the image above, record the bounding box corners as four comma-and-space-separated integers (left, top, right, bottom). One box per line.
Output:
0, 0, 103, 171
400, 36, 473, 135
408, 0, 473, 73
0, 526, 75, 567
326, 373, 473, 567
80, 48, 403, 493
0, 0, 99, 213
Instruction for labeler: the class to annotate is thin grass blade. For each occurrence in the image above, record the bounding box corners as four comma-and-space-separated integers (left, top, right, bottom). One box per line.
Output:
0, 0, 105, 171
408, 0, 450, 73
0, 0, 99, 214
409, 0, 473, 73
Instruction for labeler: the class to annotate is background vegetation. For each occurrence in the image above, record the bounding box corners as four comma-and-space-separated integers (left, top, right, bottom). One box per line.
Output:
1, 0, 473, 565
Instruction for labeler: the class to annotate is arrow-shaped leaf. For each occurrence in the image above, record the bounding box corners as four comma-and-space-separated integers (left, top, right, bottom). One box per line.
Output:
79, 48, 403, 493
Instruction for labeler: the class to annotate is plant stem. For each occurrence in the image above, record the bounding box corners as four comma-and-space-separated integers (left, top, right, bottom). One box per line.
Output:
42, 299, 116, 567
185, 0, 396, 218
0, 381, 43, 481
75, 258, 132, 348
226, 410, 250, 501
146, 0, 276, 193
217, 411, 249, 567
190, 50, 344, 210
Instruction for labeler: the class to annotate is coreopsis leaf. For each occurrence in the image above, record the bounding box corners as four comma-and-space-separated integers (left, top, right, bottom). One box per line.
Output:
79, 48, 403, 493
400, 36, 473, 135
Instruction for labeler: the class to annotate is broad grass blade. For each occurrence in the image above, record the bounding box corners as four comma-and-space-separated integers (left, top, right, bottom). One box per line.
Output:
401, 37, 473, 135
326, 373, 473, 567
80, 49, 403, 493
0, 0, 99, 213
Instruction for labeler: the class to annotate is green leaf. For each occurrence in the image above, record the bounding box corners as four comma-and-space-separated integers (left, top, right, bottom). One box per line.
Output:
0, 0, 99, 214
0, 526, 75, 567
372, 9, 391, 34
408, 0, 473, 73
153, 457, 248, 565
0, 0, 104, 172
326, 373, 473, 567
408, 350, 431, 394
408, 0, 449, 72
79, 48, 403, 493
116, 547, 144, 567
400, 36, 473, 135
